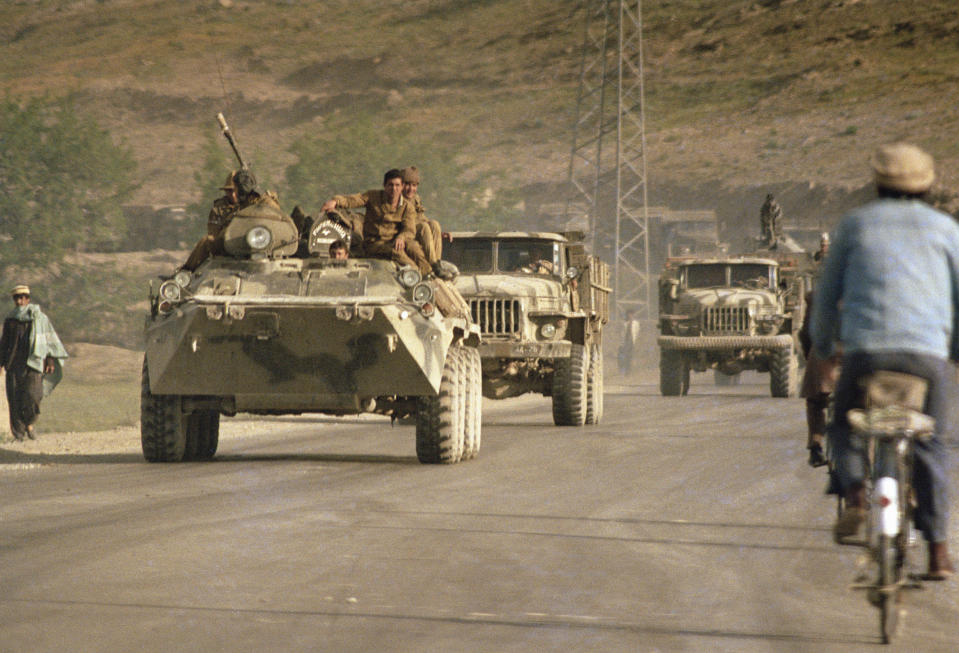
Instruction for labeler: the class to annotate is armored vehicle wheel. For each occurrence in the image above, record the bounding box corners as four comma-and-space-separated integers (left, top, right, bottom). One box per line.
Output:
140, 357, 188, 462
585, 343, 604, 425
185, 410, 220, 461
659, 350, 689, 396
553, 343, 588, 426
462, 347, 482, 460
416, 346, 466, 464
769, 345, 799, 398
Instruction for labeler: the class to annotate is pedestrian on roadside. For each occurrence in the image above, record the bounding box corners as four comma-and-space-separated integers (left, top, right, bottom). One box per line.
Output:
618, 309, 641, 375
0, 285, 68, 442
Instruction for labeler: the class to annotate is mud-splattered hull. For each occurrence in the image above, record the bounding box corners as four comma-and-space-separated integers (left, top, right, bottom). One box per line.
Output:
145, 298, 457, 411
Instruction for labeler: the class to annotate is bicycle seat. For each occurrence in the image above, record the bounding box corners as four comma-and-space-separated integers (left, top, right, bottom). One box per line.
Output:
859, 371, 927, 411
848, 406, 935, 437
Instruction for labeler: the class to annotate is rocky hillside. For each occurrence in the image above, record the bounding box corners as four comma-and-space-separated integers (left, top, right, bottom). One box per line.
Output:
2, 0, 958, 236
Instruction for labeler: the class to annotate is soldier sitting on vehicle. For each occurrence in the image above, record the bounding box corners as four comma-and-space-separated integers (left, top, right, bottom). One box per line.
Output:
328, 239, 349, 260
181, 169, 280, 271
321, 169, 432, 277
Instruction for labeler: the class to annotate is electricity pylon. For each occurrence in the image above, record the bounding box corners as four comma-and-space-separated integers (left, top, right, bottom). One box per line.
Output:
565, 0, 650, 319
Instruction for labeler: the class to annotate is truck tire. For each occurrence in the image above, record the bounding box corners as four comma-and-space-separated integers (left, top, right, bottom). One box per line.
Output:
552, 343, 588, 426
769, 345, 798, 398
462, 347, 482, 460
585, 343, 604, 425
185, 410, 220, 461
141, 357, 188, 462
416, 346, 466, 464
659, 350, 688, 396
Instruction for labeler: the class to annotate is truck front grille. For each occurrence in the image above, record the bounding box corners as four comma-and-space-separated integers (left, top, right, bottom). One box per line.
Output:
704, 307, 750, 334
470, 298, 521, 336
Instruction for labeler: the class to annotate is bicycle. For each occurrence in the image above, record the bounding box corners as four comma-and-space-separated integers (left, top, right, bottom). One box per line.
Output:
845, 371, 934, 645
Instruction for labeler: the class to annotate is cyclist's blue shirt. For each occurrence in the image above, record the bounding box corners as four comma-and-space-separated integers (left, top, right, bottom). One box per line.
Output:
811, 197, 959, 361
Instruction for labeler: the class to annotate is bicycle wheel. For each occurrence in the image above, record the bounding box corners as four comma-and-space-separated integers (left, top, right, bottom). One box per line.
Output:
877, 533, 902, 643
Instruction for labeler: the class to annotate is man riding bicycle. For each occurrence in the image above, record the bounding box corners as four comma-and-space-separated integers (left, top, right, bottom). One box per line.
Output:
811, 143, 956, 580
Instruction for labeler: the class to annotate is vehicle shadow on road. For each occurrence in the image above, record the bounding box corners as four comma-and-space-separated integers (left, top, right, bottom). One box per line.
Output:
212, 452, 420, 464
0, 448, 143, 464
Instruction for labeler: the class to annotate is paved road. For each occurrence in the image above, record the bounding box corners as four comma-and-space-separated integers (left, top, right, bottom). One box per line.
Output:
1, 373, 957, 652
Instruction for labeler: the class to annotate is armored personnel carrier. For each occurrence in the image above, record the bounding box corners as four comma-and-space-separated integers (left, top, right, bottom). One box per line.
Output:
142, 203, 482, 464
445, 231, 610, 426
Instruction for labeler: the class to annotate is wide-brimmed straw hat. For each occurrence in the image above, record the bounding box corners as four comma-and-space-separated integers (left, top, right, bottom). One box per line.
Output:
11, 284, 30, 297
872, 143, 935, 193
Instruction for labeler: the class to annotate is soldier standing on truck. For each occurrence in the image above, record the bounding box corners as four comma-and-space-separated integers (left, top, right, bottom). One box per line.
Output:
321, 169, 432, 277
760, 193, 783, 246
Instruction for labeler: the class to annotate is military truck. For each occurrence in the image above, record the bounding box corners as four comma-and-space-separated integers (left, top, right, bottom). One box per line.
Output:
142, 203, 482, 465
656, 254, 807, 397
445, 231, 610, 426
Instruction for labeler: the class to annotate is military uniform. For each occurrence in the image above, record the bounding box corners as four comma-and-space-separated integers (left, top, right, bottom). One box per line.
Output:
181, 191, 280, 272
760, 195, 783, 245
410, 194, 443, 264
332, 189, 431, 276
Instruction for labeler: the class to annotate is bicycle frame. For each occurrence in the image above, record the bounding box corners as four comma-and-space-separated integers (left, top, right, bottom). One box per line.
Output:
848, 405, 933, 644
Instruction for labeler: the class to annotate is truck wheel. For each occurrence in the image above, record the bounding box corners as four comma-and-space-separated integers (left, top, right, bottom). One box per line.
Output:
416, 346, 466, 464
185, 410, 220, 461
585, 343, 604, 425
140, 357, 188, 462
462, 347, 482, 460
769, 345, 798, 398
552, 343, 588, 426
659, 350, 688, 396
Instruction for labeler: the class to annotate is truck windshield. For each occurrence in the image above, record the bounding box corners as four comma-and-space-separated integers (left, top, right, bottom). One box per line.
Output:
684, 264, 726, 288
444, 239, 494, 273
729, 264, 773, 289
498, 240, 559, 275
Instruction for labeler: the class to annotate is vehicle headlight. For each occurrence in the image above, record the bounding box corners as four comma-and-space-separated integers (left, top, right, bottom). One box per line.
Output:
398, 267, 421, 288
158, 280, 181, 302
173, 269, 192, 287
540, 323, 557, 339
412, 282, 434, 305
245, 226, 273, 251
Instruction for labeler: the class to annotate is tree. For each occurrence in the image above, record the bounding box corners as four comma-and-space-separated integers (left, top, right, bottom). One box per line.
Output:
0, 96, 137, 264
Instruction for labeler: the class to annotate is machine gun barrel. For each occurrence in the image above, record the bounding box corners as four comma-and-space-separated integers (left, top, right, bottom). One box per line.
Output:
216, 112, 248, 170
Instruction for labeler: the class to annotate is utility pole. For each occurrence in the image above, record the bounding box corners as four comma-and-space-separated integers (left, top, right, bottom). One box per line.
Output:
565, 0, 650, 319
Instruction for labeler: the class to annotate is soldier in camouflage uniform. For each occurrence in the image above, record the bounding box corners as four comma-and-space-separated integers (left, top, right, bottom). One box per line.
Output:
321, 169, 432, 276
181, 169, 279, 271
401, 166, 444, 265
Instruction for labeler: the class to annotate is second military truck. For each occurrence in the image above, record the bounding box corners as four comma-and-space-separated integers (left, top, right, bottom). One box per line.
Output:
446, 231, 610, 426
656, 255, 806, 397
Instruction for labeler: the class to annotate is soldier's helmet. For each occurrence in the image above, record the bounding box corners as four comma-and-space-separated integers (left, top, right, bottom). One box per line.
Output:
233, 169, 258, 197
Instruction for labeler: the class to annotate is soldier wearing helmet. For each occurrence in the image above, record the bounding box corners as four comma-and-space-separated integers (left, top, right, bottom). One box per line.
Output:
181, 169, 279, 271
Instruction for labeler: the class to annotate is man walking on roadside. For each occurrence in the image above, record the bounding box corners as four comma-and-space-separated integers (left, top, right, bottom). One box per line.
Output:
0, 285, 68, 442
811, 143, 957, 580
